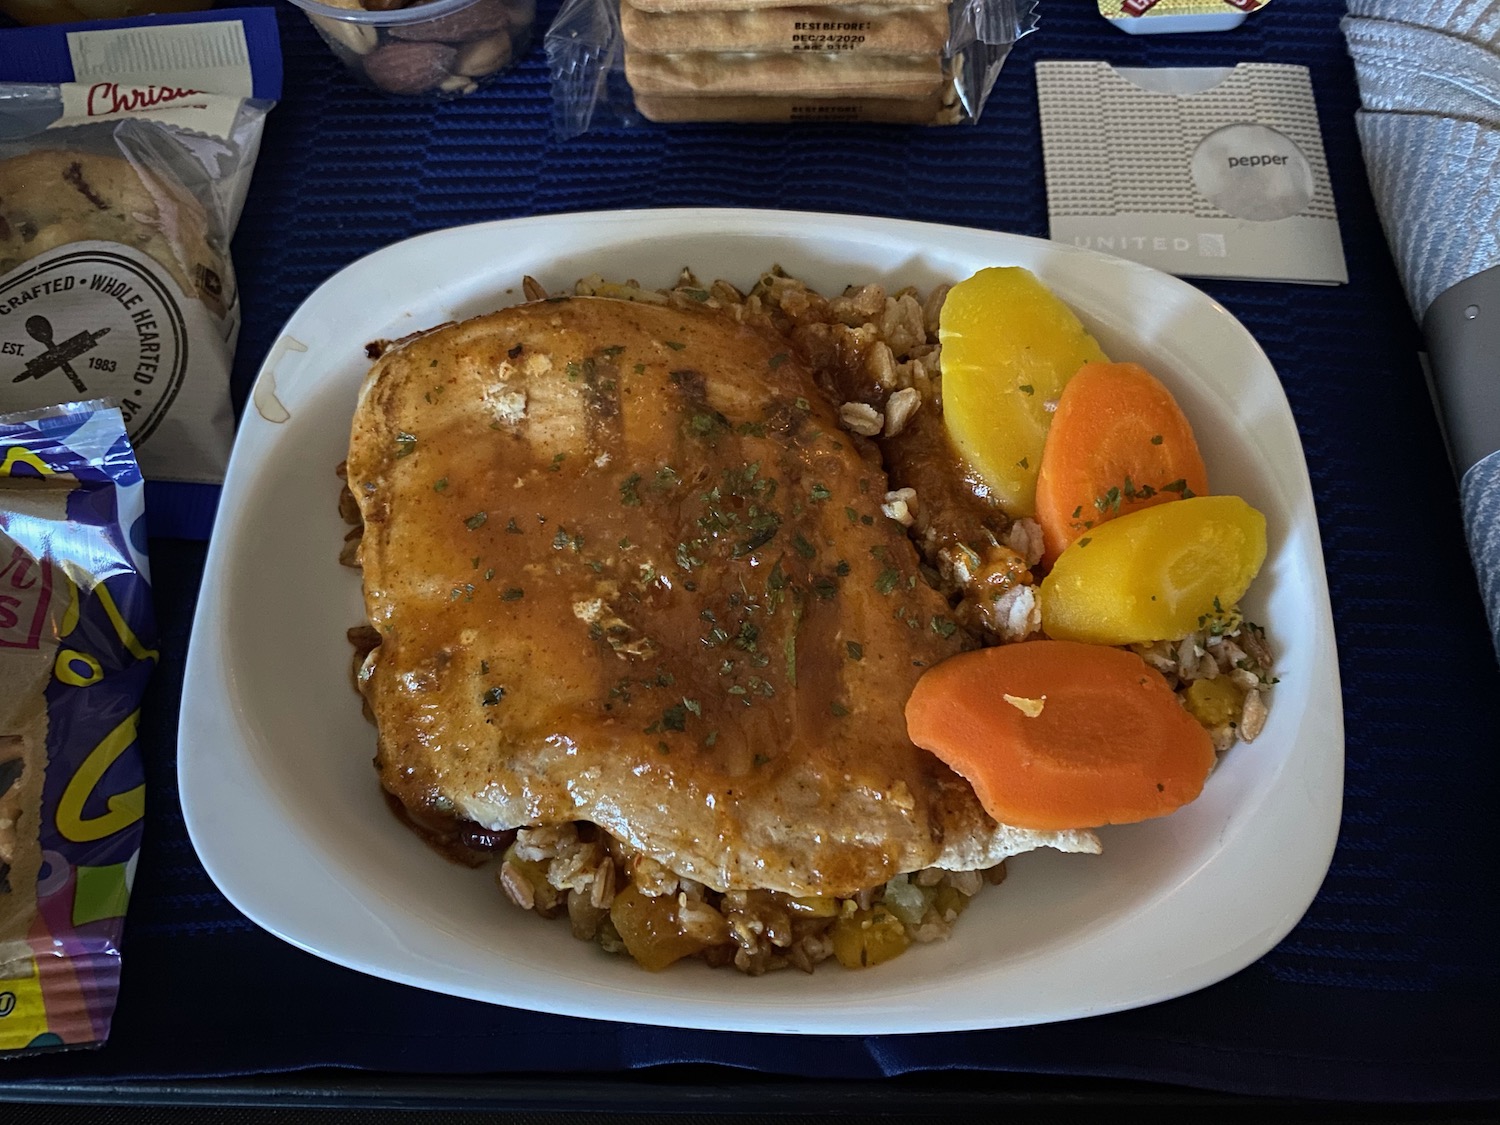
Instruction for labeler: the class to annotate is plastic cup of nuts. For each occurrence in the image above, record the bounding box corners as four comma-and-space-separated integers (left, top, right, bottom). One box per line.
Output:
285, 0, 535, 97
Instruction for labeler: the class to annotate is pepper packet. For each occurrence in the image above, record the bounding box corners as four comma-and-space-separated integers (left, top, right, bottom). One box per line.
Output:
0, 400, 155, 1057
1036, 61, 1347, 285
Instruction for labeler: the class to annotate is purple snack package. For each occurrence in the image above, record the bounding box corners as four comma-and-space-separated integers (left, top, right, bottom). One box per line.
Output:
0, 399, 155, 1055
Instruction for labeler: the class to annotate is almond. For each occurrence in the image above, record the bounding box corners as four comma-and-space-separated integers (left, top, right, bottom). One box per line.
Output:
364, 41, 455, 94
390, 0, 507, 42
454, 31, 511, 76
309, 14, 378, 57
504, 0, 535, 31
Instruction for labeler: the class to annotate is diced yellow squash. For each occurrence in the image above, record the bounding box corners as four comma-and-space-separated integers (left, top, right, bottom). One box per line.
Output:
831, 906, 911, 969
1183, 677, 1244, 729
609, 884, 705, 971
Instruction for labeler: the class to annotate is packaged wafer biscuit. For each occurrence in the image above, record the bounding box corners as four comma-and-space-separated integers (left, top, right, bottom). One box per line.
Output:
623, 46, 946, 98
0, 400, 155, 1056
632, 89, 959, 123
630, 0, 945, 9
547, 0, 1036, 134
619, 2, 951, 55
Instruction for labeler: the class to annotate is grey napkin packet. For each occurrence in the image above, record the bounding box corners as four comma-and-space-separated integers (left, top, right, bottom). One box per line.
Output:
1037, 61, 1348, 284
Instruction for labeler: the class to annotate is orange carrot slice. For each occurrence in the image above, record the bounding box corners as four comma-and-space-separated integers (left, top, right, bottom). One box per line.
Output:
1034, 362, 1209, 567
905, 640, 1217, 831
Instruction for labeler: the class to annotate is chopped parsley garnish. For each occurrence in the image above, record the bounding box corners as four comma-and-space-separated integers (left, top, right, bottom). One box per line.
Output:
481, 687, 505, 706
433, 478, 448, 492
769, 353, 788, 369
464, 512, 488, 530
810, 483, 832, 502
846, 641, 864, 661
664, 340, 686, 351
690, 412, 728, 436
875, 567, 900, 595
792, 533, 817, 560
501, 587, 525, 601
394, 432, 418, 458
619, 473, 642, 506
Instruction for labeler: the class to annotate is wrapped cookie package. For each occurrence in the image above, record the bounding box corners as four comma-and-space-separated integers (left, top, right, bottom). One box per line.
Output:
0, 400, 156, 1055
0, 8, 281, 536
547, 0, 1037, 133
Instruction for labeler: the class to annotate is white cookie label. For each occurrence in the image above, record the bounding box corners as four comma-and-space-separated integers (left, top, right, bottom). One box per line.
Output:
52, 19, 255, 140
0, 243, 235, 483
53, 85, 244, 141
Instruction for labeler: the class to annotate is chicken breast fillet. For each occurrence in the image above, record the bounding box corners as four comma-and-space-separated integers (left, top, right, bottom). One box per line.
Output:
347, 295, 1098, 898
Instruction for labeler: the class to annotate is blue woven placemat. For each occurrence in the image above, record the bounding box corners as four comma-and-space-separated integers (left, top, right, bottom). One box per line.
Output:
3, 0, 1497, 1103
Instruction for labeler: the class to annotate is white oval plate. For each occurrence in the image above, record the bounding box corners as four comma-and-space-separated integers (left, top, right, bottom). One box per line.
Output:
180, 209, 1343, 1035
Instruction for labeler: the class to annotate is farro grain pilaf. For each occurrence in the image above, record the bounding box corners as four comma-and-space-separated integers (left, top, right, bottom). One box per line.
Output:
339, 265, 1277, 974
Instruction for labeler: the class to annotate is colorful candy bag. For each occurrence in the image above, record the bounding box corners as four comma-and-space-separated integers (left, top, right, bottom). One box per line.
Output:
0, 400, 154, 1055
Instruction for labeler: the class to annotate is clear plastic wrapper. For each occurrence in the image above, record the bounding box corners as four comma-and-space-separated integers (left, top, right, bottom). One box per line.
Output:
547, 0, 1037, 136
0, 399, 155, 1056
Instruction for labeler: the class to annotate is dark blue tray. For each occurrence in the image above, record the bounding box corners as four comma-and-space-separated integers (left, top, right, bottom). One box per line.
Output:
2, 0, 1497, 1104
